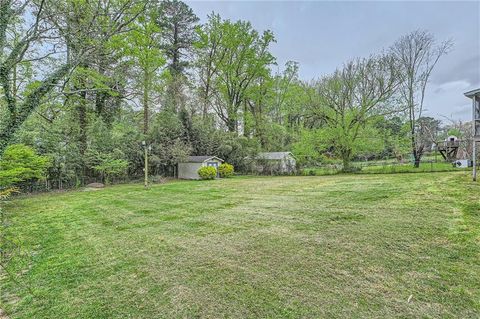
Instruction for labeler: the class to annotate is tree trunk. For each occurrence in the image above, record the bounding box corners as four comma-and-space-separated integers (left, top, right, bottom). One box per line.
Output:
342, 157, 350, 172
414, 157, 421, 168
243, 101, 250, 137
78, 95, 87, 154
202, 77, 210, 119
341, 149, 352, 172
226, 118, 236, 133
95, 59, 107, 119
172, 23, 179, 73
413, 148, 422, 168
75, 62, 88, 185
72, 92, 88, 186
143, 70, 150, 135
95, 91, 107, 118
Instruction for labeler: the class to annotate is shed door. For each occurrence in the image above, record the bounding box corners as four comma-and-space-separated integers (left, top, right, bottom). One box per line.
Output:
206, 162, 219, 177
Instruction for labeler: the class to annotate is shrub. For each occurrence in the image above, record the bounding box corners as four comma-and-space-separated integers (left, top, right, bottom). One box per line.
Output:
218, 163, 234, 178
198, 166, 217, 180
0, 144, 51, 188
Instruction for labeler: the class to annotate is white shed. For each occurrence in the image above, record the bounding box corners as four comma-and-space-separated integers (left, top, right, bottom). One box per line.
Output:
255, 152, 297, 174
178, 156, 224, 180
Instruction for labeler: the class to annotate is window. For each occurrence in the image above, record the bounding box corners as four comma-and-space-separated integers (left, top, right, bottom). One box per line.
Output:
475, 96, 480, 119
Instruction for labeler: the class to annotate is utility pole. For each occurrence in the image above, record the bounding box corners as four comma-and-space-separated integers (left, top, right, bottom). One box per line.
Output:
474, 141, 477, 182
473, 93, 477, 182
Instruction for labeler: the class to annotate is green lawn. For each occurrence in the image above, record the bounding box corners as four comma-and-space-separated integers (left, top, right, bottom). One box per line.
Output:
304, 161, 468, 176
1, 172, 479, 318
359, 162, 467, 174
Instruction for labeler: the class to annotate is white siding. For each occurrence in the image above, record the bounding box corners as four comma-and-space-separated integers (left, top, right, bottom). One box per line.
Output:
178, 162, 203, 179
178, 159, 223, 179
254, 154, 296, 174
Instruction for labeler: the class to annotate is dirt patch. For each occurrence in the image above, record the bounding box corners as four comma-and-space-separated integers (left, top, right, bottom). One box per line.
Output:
86, 182, 105, 188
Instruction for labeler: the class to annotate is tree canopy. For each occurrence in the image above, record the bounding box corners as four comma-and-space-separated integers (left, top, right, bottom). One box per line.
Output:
0, 1, 455, 188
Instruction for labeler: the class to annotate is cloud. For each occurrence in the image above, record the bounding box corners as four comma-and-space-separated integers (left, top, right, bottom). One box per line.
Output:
187, 0, 479, 121
431, 54, 480, 86
424, 80, 475, 121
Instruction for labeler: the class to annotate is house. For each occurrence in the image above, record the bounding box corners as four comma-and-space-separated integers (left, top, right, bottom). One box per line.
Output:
178, 156, 224, 180
254, 152, 297, 174
464, 88, 480, 181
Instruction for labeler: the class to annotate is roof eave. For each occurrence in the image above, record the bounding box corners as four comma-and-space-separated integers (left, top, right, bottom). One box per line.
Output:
464, 88, 480, 98
207, 156, 224, 162
182, 155, 225, 163
256, 152, 296, 160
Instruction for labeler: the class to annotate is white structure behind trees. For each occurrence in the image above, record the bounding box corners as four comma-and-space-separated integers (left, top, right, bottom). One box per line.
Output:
254, 152, 297, 174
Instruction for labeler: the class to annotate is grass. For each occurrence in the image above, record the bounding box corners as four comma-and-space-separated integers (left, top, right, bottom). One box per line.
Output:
1, 172, 479, 318
360, 161, 467, 174
304, 161, 469, 176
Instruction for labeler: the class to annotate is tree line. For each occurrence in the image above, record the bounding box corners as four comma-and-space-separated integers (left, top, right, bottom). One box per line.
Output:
1, 0, 461, 189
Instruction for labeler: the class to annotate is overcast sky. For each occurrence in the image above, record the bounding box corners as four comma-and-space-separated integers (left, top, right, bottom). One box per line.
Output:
187, 0, 480, 122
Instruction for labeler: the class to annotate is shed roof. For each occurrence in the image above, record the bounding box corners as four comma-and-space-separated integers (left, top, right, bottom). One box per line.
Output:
464, 88, 480, 98
183, 156, 224, 163
256, 152, 296, 160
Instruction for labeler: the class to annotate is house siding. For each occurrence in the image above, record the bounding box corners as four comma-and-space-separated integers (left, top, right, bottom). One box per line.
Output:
178, 162, 203, 179
178, 158, 223, 179
254, 153, 296, 174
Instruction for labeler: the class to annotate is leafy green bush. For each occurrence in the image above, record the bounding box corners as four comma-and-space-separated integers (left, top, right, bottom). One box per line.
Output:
218, 163, 234, 178
198, 166, 217, 180
0, 144, 51, 187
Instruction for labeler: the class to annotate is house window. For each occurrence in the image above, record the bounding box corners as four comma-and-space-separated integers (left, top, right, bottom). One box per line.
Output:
475, 97, 480, 120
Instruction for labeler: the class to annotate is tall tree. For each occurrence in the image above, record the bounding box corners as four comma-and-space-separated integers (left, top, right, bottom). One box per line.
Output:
157, 0, 199, 75
195, 13, 223, 119
246, 75, 273, 146
156, 0, 198, 113
118, 9, 165, 135
271, 61, 300, 125
246, 63, 307, 150
308, 54, 400, 170
196, 15, 276, 133
45, 0, 144, 181
416, 116, 441, 152
390, 30, 452, 167
0, 0, 73, 154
